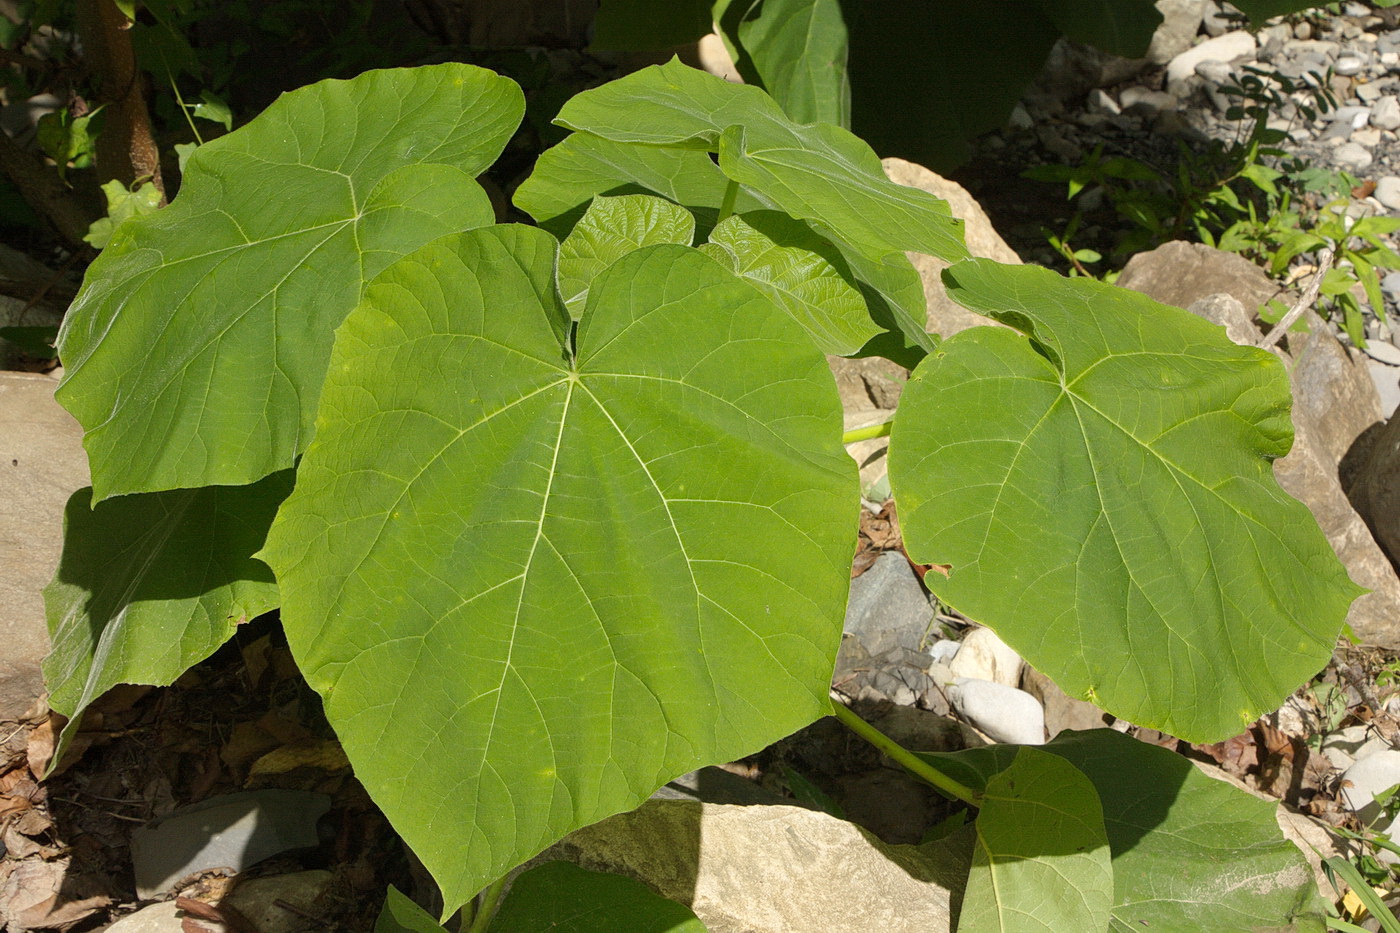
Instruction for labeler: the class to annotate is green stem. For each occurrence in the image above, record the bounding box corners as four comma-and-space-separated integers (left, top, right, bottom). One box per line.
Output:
466, 875, 509, 933
716, 178, 739, 224
842, 418, 893, 444
830, 699, 981, 807
165, 66, 204, 146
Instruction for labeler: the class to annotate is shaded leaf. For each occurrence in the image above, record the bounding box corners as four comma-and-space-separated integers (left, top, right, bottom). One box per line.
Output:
1036, 0, 1159, 58
43, 473, 291, 761
559, 194, 696, 316
889, 260, 1359, 742
260, 226, 854, 913
493, 862, 708, 932
921, 730, 1329, 931
57, 64, 521, 501
591, 0, 712, 50
701, 211, 876, 355
717, 0, 850, 126
959, 746, 1113, 933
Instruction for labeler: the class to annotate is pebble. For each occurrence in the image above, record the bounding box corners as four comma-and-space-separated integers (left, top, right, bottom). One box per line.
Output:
1336, 55, 1365, 77
927, 639, 960, 665
1340, 750, 1400, 863
1373, 96, 1400, 131
1119, 87, 1177, 118
1364, 340, 1400, 366
1332, 141, 1373, 171
947, 678, 1045, 745
1165, 31, 1258, 91
1377, 176, 1400, 211
1330, 105, 1371, 128
1321, 724, 1391, 771
948, 626, 1024, 688
1382, 271, 1400, 302
1087, 88, 1120, 116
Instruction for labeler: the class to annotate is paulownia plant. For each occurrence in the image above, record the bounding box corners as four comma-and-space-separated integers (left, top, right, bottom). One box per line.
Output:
45, 59, 1358, 931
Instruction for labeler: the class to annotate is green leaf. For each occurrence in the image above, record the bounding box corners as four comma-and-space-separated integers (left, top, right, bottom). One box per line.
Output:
889, 259, 1361, 742
492, 862, 708, 932
555, 60, 968, 263
57, 64, 522, 502
84, 178, 163, 250
718, 0, 850, 127
259, 226, 854, 913
0, 325, 58, 358
590, 0, 712, 50
559, 194, 696, 316
922, 729, 1329, 931
959, 746, 1113, 933
375, 887, 447, 933
701, 211, 878, 355
1036, 0, 1159, 58
42, 473, 291, 761
192, 89, 233, 130
513, 132, 762, 239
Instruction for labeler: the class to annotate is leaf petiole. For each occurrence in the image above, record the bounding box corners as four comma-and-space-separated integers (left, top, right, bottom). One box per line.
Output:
842, 417, 893, 444
717, 178, 740, 224
829, 697, 981, 807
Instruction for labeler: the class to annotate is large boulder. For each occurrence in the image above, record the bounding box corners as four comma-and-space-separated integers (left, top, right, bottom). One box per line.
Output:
0, 371, 88, 721
1350, 413, 1400, 576
1116, 240, 1289, 315
545, 799, 969, 933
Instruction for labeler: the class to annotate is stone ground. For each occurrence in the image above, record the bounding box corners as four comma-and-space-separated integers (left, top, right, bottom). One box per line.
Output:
5, 4, 1400, 931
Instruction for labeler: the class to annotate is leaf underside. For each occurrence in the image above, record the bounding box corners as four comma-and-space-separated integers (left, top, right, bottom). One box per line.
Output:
260, 226, 855, 912
890, 259, 1360, 742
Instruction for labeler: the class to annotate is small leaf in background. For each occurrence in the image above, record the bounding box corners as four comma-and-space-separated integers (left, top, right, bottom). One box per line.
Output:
590, 0, 711, 50
0, 325, 58, 359
191, 89, 232, 130
701, 210, 878, 356
42, 472, 292, 767
174, 141, 198, 174
84, 178, 163, 249
958, 746, 1113, 933
558, 194, 695, 316
891, 259, 1360, 742
492, 862, 708, 932
260, 228, 854, 912
375, 887, 447, 933
58, 64, 521, 501
35, 106, 101, 179
1036, 0, 1159, 58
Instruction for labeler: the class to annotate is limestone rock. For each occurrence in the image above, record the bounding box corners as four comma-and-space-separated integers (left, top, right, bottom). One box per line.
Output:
547, 799, 969, 933
947, 678, 1046, 745
1186, 292, 1259, 345
1166, 30, 1258, 93
1150, 0, 1209, 64
0, 371, 89, 721
1116, 240, 1288, 313
1351, 411, 1400, 575
947, 626, 1023, 688
105, 902, 183, 932
1021, 666, 1111, 737
881, 157, 1019, 339
843, 552, 933, 657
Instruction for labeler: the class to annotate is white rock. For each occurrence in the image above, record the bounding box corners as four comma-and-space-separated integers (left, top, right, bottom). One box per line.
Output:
948, 678, 1045, 745
1341, 750, 1400, 862
1364, 339, 1400, 366
1333, 141, 1374, 171
1373, 96, 1400, 131
1370, 359, 1400, 418
1120, 86, 1179, 117
1336, 55, 1365, 77
1378, 176, 1400, 211
927, 639, 960, 665
1166, 31, 1258, 91
1322, 725, 1391, 772
106, 903, 183, 932
1087, 88, 1120, 115
948, 626, 1024, 687
1330, 105, 1371, 128
697, 34, 741, 83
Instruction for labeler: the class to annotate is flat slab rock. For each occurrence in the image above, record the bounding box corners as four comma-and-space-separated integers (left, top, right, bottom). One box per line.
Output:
0, 371, 88, 721
544, 799, 970, 933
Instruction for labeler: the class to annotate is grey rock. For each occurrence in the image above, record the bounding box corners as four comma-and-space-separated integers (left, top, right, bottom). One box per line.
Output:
1320, 724, 1391, 772
1293, 20, 1312, 40
1351, 410, 1400, 578
882, 158, 1020, 339
0, 371, 89, 721
1087, 88, 1120, 115
1333, 141, 1374, 171
1340, 750, 1400, 861
1365, 340, 1400, 366
1116, 240, 1288, 312
1202, 2, 1237, 37
1373, 96, 1400, 131
1186, 292, 1260, 344
105, 903, 183, 932
1151, 0, 1209, 64
844, 552, 933, 657
1119, 86, 1179, 118
1357, 80, 1396, 103
547, 799, 970, 933
948, 626, 1024, 688
1384, 271, 1400, 301
948, 678, 1045, 745
1007, 102, 1035, 131
1377, 175, 1400, 211
130, 790, 331, 897
1330, 105, 1372, 128
220, 870, 334, 933
1369, 359, 1400, 417
1166, 30, 1258, 92
1335, 55, 1365, 77
1021, 666, 1111, 736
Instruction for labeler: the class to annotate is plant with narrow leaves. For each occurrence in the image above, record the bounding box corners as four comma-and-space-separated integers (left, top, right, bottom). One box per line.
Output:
47, 60, 1356, 930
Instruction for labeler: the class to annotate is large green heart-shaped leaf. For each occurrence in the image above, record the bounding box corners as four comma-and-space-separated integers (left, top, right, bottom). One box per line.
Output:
43, 472, 291, 755
714, 0, 850, 127
959, 746, 1113, 933
922, 730, 1328, 931
57, 64, 522, 501
890, 260, 1360, 742
701, 211, 877, 356
559, 194, 696, 316
260, 226, 854, 912
513, 132, 764, 239
493, 862, 708, 932
1036, 0, 1158, 58
555, 59, 968, 265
